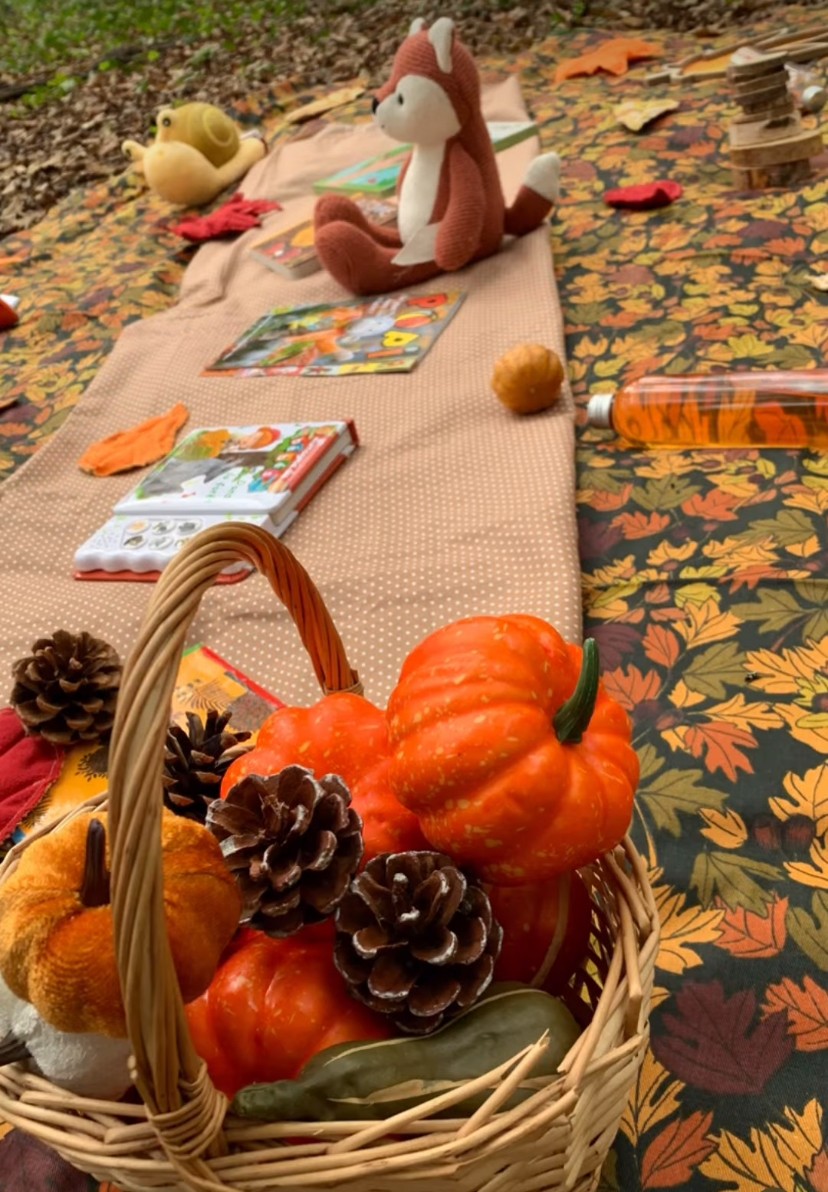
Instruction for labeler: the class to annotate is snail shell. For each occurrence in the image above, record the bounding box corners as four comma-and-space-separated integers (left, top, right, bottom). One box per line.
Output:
154, 102, 240, 168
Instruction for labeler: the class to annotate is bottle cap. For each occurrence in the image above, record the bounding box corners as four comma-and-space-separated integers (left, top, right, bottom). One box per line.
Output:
802, 84, 827, 114
587, 392, 614, 429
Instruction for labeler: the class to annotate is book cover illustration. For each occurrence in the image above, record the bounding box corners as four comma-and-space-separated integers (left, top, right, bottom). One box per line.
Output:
204, 291, 466, 378
117, 422, 353, 513
250, 197, 397, 279
19, 644, 283, 835
313, 120, 538, 195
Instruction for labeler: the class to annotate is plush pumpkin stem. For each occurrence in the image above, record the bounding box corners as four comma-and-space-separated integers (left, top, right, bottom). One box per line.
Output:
0, 1033, 31, 1065
554, 638, 600, 744
80, 819, 111, 907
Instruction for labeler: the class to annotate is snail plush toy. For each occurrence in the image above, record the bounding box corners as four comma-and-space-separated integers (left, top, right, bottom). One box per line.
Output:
122, 102, 266, 207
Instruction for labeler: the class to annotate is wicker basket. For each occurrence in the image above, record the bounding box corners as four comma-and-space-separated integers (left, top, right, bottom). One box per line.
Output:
0, 524, 659, 1192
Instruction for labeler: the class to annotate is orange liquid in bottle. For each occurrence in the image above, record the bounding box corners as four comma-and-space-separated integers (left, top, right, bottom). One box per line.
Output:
588, 371, 828, 449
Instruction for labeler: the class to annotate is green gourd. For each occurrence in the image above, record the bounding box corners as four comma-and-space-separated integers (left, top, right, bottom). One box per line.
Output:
231, 985, 581, 1123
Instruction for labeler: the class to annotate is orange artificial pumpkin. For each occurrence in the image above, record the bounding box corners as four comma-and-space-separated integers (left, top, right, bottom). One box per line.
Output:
221, 692, 427, 860
387, 616, 639, 884
488, 871, 593, 996
186, 925, 392, 1098
0, 810, 241, 1037
491, 343, 564, 415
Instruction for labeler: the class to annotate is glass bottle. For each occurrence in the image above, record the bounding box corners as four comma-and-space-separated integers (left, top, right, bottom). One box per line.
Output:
587, 371, 828, 449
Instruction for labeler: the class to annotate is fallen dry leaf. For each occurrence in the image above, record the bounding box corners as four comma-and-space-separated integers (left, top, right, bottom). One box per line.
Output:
614, 97, 680, 131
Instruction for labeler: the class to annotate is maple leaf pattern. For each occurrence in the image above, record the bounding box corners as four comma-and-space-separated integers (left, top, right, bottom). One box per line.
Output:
699, 1099, 824, 1192
762, 975, 828, 1051
714, 896, 788, 959
652, 982, 794, 1094
641, 1112, 716, 1189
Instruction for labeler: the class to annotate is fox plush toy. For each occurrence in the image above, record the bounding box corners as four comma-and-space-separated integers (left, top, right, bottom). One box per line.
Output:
314, 16, 561, 296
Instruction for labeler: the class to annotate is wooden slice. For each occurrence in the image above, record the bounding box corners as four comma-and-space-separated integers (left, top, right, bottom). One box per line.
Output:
729, 127, 823, 167
729, 111, 800, 147
728, 52, 789, 81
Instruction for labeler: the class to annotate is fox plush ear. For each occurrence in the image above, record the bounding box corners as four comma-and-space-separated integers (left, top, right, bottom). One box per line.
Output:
428, 17, 455, 72
409, 17, 426, 34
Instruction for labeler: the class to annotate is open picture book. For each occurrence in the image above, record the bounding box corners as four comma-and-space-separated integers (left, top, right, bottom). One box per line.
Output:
204, 291, 465, 378
74, 421, 358, 580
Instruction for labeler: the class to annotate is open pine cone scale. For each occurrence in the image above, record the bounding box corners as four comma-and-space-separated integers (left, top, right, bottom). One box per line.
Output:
206, 765, 364, 937
334, 850, 503, 1035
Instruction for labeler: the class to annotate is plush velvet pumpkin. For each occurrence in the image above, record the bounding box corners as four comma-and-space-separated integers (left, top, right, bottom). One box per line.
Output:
491, 343, 564, 415
387, 616, 639, 884
0, 810, 241, 1037
221, 692, 427, 861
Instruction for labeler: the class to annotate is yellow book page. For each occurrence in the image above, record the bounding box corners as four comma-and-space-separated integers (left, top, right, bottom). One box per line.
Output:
23, 644, 282, 834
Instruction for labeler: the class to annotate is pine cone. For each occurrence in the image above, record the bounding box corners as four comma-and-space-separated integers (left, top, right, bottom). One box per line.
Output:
206, 765, 363, 936
334, 851, 503, 1035
10, 631, 122, 745
162, 709, 252, 822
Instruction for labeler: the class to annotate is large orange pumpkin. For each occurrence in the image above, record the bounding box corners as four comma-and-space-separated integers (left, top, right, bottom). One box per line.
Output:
221, 692, 427, 861
488, 872, 593, 995
0, 810, 241, 1037
386, 616, 639, 884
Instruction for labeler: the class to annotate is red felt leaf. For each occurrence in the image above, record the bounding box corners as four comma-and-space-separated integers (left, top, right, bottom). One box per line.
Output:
170, 191, 281, 242
641, 1111, 716, 1189
0, 707, 65, 840
604, 182, 683, 211
652, 980, 794, 1094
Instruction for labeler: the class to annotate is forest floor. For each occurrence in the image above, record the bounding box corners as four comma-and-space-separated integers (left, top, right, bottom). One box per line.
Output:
1, 0, 822, 239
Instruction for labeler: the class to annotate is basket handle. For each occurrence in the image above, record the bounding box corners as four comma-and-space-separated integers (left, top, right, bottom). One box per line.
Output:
106, 523, 361, 1179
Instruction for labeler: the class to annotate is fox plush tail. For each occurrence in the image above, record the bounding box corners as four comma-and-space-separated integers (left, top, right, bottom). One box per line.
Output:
504, 151, 561, 238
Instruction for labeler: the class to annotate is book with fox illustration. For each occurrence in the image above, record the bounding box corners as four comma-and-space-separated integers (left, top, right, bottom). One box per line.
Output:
313, 120, 538, 195
204, 290, 465, 378
74, 421, 358, 579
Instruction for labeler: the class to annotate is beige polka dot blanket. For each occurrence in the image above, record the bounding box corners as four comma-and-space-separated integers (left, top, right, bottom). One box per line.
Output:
0, 76, 579, 709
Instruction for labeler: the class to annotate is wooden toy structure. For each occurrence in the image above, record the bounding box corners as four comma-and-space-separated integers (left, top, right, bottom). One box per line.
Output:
727, 46, 825, 189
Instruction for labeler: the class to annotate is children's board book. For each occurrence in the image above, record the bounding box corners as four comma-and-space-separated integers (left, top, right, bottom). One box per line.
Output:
204, 291, 465, 379
313, 120, 538, 195
18, 643, 284, 837
250, 197, 397, 279
73, 421, 358, 581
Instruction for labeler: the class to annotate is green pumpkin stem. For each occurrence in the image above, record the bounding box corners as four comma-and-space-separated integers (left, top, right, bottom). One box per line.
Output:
554, 638, 600, 744
80, 819, 111, 908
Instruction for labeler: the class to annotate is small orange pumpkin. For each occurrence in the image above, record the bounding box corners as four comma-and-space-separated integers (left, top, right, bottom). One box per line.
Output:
491, 343, 564, 415
0, 810, 241, 1037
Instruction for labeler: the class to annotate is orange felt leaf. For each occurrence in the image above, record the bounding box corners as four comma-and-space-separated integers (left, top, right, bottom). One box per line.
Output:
643, 624, 681, 668
715, 895, 788, 958
555, 37, 662, 83
683, 720, 757, 782
641, 1111, 716, 1188
78, 402, 189, 476
763, 975, 828, 1051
